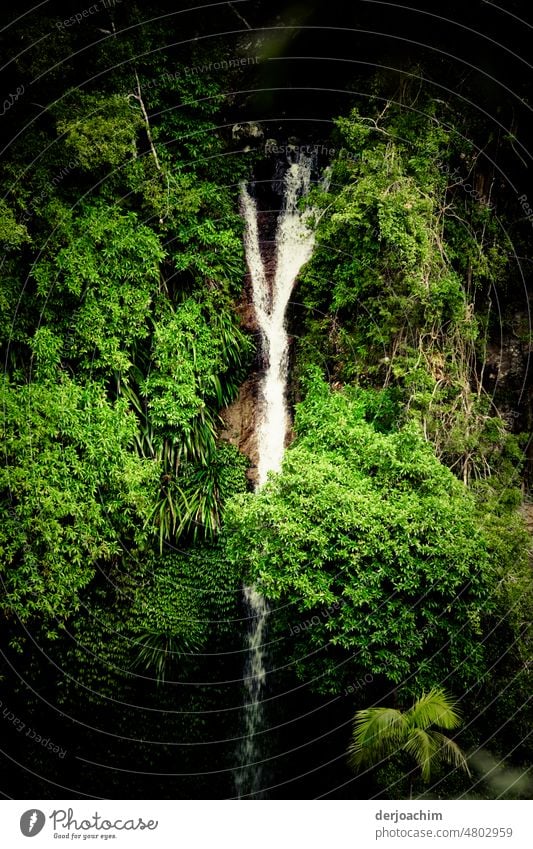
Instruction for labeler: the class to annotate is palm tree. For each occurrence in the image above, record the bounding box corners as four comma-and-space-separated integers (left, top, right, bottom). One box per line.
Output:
348, 688, 470, 790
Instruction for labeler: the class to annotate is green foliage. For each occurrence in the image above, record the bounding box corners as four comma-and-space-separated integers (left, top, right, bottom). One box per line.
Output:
297, 100, 515, 485
0, 376, 158, 627
148, 441, 249, 551
0, 32, 251, 370
223, 372, 504, 693
0, 200, 30, 248
348, 688, 470, 785
0, 16, 530, 798
142, 298, 252, 436
173, 443, 249, 540
32, 203, 165, 373
55, 93, 142, 171
0, 46, 255, 571
116, 296, 253, 550
126, 552, 213, 684
63, 544, 241, 694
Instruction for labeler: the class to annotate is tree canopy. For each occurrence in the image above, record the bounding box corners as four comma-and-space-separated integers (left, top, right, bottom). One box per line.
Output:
224, 371, 515, 694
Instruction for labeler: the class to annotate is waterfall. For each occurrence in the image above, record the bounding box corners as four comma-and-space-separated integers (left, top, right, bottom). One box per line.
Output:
242, 158, 315, 486
234, 585, 269, 799
235, 155, 315, 798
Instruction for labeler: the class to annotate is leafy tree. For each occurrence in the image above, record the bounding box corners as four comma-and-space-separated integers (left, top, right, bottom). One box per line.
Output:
55, 93, 143, 172
0, 55, 254, 554
31, 203, 166, 374
0, 376, 158, 629
141, 298, 252, 437
118, 297, 253, 549
297, 99, 515, 485
0, 200, 30, 248
223, 371, 506, 694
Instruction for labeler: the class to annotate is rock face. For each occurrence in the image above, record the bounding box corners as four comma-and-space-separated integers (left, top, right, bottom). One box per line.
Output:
231, 122, 264, 143
220, 237, 264, 488
220, 242, 275, 488
220, 375, 261, 487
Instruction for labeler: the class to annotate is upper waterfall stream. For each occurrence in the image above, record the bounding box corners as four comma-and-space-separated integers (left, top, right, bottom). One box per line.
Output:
235, 155, 316, 798
242, 158, 316, 486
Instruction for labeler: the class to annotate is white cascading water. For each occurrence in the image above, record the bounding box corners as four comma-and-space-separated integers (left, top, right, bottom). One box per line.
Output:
243, 157, 315, 486
235, 155, 315, 798
234, 584, 269, 799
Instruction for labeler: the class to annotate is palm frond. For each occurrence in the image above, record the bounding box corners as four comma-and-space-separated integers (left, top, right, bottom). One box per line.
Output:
403, 727, 438, 782
134, 630, 197, 685
430, 731, 471, 777
347, 688, 468, 785
348, 707, 407, 770
407, 687, 462, 731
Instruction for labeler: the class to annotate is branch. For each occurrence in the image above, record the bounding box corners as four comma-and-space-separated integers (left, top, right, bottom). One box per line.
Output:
229, 1, 252, 29
130, 70, 161, 172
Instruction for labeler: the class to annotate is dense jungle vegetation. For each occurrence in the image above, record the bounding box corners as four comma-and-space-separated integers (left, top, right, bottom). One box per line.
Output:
0, 0, 531, 800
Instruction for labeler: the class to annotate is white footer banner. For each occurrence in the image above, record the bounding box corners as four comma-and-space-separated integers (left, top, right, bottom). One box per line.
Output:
0, 800, 531, 848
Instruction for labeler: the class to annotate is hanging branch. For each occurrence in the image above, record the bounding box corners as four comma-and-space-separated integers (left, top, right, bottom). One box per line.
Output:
229, 1, 252, 29
128, 70, 161, 172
